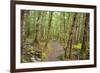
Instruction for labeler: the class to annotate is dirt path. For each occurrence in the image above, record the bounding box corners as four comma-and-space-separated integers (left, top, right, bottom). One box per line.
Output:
45, 40, 64, 61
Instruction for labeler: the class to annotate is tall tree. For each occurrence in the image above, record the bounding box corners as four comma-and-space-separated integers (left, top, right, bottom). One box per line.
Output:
80, 14, 89, 59
64, 13, 78, 59
34, 12, 41, 46
45, 12, 53, 48
21, 10, 30, 50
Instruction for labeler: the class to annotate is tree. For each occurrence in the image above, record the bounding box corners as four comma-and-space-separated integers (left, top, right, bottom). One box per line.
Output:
80, 13, 89, 59
21, 10, 90, 62
64, 13, 78, 59
45, 12, 53, 48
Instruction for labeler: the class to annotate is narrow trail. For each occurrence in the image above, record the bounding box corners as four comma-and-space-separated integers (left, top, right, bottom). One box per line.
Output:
45, 40, 64, 61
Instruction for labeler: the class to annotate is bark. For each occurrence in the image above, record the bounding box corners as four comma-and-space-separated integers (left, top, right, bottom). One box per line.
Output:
45, 12, 53, 48
64, 13, 77, 59
21, 10, 29, 49
34, 12, 41, 45
80, 14, 89, 59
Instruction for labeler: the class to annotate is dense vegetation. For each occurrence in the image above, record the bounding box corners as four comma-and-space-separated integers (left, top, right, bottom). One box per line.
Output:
21, 10, 90, 63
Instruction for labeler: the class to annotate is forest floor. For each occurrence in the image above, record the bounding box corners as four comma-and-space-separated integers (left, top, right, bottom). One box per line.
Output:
45, 40, 64, 61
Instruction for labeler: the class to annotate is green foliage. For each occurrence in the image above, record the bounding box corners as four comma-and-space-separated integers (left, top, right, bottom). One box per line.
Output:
21, 48, 35, 62
72, 43, 82, 49
21, 55, 30, 63
21, 10, 89, 62
57, 54, 65, 60
26, 48, 35, 54
41, 52, 47, 60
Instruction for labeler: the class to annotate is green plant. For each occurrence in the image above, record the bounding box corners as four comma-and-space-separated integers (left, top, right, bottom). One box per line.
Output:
57, 54, 65, 60
72, 43, 81, 49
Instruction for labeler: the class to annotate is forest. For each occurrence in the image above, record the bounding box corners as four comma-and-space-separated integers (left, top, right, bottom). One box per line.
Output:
21, 10, 90, 63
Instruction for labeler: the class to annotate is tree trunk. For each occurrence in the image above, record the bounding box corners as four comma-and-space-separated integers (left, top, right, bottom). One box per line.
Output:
80, 13, 89, 59
45, 12, 53, 48
65, 13, 77, 59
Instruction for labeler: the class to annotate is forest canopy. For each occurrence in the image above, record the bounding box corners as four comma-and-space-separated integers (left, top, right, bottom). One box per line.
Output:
21, 10, 90, 63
